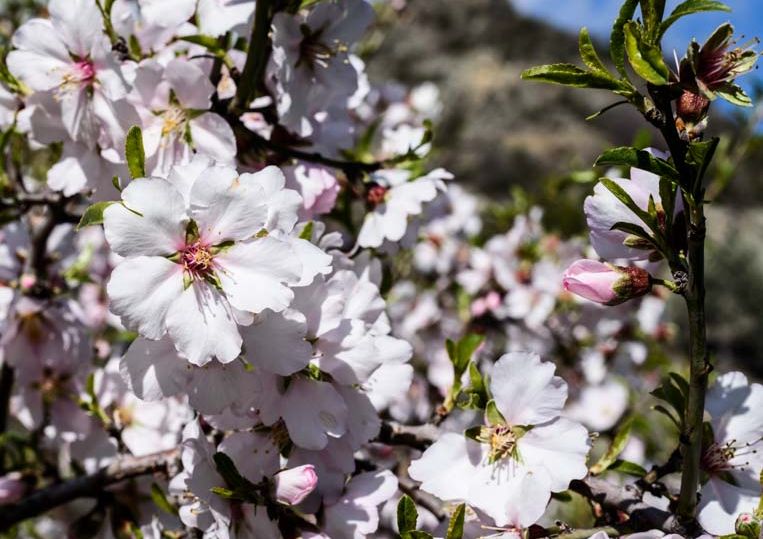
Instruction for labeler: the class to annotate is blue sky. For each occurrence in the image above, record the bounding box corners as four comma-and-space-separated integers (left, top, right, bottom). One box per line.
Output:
510, 0, 763, 103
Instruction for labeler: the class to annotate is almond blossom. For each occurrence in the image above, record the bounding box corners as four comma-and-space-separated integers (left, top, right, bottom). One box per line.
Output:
104, 161, 307, 365
409, 352, 590, 528
697, 371, 763, 535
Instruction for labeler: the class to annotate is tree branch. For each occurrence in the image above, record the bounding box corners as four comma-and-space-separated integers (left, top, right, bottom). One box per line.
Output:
0, 448, 179, 531
570, 477, 693, 534
231, 0, 274, 112
376, 421, 438, 451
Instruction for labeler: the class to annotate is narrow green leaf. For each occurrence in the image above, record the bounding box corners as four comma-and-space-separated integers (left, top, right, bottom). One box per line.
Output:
659, 1, 731, 39
521, 63, 623, 90
610, 221, 653, 241
600, 179, 654, 227
595, 146, 679, 181
210, 486, 237, 499
579, 27, 610, 75
454, 334, 484, 377
445, 504, 466, 539
668, 372, 690, 398
653, 404, 681, 428
179, 34, 224, 53
397, 495, 418, 534
125, 125, 146, 179
658, 178, 675, 229
77, 201, 115, 230
213, 452, 248, 490
609, 459, 648, 477
405, 532, 434, 539
590, 416, 634, 474
623, 22, 670, 85
150, 483, 178, 515
610, 0, 639, 77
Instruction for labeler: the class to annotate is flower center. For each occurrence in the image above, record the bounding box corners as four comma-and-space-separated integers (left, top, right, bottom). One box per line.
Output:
161, 106, 188, 138
181, 241, 215, 279
479, 425, 519, 464
366, 184, 388, 207
73, 60, 96, 83
298, 25, 348, 71
701, 438, 761, 475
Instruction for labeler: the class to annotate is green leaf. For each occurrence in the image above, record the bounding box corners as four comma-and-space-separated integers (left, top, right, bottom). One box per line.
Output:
653, 403, 681, 428
405, 532, 434, 539
520, 63, 624, 90
125, 125, 146, 179
397, 495, 418, 534
640, 0, 663, 42
210, 486, 237, 499
579, 28, 610, 75
77, 201, 115, 230
659, 1, 731, 39
610, 221, 653, 241
447, 334, 484, 381
179, 34, 224, 53
445, 504, 466, 539
658, 178, 676, 229
609, 459, 648, 477
150, 483, 178, 515
610, 0, 639, 78
599, 178, 654, 228
623, 22, 670, 85
595, 146, 679, 181
590, 416, 634, 474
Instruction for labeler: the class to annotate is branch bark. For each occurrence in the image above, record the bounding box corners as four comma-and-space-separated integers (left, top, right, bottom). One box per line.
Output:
571, 477, 691, 534
0, 448, 179, 532
376, 420, 438, 451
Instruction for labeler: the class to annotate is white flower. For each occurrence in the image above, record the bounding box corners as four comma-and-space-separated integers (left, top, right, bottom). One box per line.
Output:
267, 0, 374, 137
322, 470, 398, 539
197, 0, 255, 36
7, 0, 129, 148
358, 169, 451, 249
111, 0, 198, 50
130, 59, 236, 174
585, 163, 681, 262
565, 379, 629, 432
409, 352, 590, 528
104, 161, 305, 365
697, 371, 763, 535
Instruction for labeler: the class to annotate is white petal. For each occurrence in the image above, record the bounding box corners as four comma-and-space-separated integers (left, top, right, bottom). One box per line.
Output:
165, 281, 242, 365
282, 378, 348, 450
241, 309, 312, 376
165, 59, 214, 110
120, 337, 191, 400
518, 418, 590, 491
215, 236, 301, 313
468, 467, 551, 527
490, 352, 567, 426
408, 433, 481, 502
189, 164, 268, 243
103, 178, 188, 257
698, 476, 759, 535
7, 20, 69, 90
107, 256, 184, 339
189, 113, 237, 163
218, 431, 280, 484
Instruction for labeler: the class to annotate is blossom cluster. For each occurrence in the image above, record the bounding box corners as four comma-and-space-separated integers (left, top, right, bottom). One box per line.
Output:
0, 0, 760, 538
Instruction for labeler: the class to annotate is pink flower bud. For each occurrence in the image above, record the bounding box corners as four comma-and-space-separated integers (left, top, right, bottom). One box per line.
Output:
274, 465, 318, 505
0, 474, 25, 505
19, 274, 36, 291
562, 259, 651, 306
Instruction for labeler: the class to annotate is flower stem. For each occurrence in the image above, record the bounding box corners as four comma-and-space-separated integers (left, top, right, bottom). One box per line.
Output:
231, 0, 274, 113
676, 204, 709, 519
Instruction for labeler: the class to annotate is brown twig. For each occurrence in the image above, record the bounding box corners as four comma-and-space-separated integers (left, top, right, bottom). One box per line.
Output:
0, 448, 179, 531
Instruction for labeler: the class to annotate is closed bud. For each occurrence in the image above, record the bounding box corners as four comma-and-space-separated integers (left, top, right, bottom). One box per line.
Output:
562, 259, 651, 306
735, 512, 761, 538
274, 465, 318, 506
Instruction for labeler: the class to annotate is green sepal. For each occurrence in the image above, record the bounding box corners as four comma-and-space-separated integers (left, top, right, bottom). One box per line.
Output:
595, 146, 679, 182
77, 201, 116, 230
125, 125, 146, 179
484, 399, 506, 427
